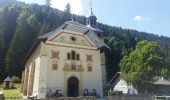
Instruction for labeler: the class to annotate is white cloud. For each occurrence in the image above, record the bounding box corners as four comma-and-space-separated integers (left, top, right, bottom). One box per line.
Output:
51, 0, 83, 15
134, 16, 150, 21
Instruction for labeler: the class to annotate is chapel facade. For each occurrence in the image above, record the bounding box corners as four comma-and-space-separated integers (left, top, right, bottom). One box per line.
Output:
21, 7, 110, 99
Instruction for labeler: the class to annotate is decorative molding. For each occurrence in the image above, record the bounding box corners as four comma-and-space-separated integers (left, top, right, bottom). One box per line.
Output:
48, 31, 96, 47
49, 31, 83, 41
63, 63, 84, 72
51, 51, 60, 59
60, 36, 65, 42
86, 54, 93, 62
49, 31, 95, 47
45, 43, 97, 51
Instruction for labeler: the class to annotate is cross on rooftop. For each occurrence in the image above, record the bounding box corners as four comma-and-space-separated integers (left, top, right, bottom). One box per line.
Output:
90, 0, 92, 9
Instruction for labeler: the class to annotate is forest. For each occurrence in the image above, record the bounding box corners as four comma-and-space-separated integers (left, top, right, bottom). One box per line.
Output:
0, 0, 170, 85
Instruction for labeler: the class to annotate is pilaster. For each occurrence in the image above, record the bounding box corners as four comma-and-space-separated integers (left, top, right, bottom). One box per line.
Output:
27, 62, 36, 95
37, 55, 48, 99
101, 52, 107, 96
23, 66, 30, 95
79, 73, 83, 96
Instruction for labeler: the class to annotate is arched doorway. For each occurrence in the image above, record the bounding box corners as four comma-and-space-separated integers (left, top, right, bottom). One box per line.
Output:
67, 77, 79, 97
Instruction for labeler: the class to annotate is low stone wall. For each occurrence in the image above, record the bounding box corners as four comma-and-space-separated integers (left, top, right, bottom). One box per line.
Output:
107, 95, 153, 100
0, 92, 4, 100
49, 96, 96, 100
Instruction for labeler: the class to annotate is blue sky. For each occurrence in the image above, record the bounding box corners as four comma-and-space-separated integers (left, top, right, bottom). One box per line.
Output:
17, 0, 170, 37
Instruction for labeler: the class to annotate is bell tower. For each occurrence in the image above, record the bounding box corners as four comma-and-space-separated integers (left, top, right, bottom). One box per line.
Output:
86, 1, 97, 28
86, 1, 108, 96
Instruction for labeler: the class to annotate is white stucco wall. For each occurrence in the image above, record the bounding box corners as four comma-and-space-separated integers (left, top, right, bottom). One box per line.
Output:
83, 50, 103, 97
25, 31, 104, 98
114, 79, 129, 94
40, 38, 103, 97
114, 79, 138, 94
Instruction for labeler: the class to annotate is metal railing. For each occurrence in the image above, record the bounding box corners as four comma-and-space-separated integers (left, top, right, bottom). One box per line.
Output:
154, 95, 170, 100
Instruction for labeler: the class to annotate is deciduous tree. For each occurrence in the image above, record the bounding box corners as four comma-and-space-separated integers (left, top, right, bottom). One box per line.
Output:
119, 40, 168, 93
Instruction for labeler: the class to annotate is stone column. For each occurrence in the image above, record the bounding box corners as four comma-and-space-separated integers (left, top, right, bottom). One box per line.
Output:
27, 62, 36, 95
79, 73, 83, 96
21, 70, 25, 93
37, 55, 48, 99
64, 72, 67, 96
23, 65, 30, 95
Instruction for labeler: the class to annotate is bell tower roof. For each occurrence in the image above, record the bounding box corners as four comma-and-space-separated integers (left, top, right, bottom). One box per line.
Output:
86, 1, 97, 28
87, 8, 94, 17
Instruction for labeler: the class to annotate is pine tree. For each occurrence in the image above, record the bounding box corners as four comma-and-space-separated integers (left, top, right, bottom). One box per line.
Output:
5, 10, 39, 77
46, 0, 51, 7
0, 5, 19, 81
63, 3, 71, 21
64, 3, 71, 13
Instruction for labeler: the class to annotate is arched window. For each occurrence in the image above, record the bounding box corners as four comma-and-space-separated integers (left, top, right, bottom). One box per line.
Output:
52, 60, 58, 70
71, 51, 76, 60
67, 51, 80, 61
76, 54, 80, 60
87, 63, 92, 72
67, 53, 71, 60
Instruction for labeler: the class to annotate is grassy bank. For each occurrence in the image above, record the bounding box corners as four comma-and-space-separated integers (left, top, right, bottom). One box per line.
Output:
0, 83, 23, 99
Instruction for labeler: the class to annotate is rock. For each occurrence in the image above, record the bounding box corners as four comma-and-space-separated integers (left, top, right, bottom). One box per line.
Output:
0, 91, 5, 100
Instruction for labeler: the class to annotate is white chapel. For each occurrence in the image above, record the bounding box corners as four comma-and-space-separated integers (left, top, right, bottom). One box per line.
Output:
21, 7, 110, 99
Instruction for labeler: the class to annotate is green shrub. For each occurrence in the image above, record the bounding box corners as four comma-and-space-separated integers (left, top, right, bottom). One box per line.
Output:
14, 84, 21, 89
12, 76, 20, 83
0, 83, 3, 90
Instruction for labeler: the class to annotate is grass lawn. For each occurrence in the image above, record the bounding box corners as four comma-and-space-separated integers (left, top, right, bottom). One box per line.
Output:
0, 83, 23, 99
